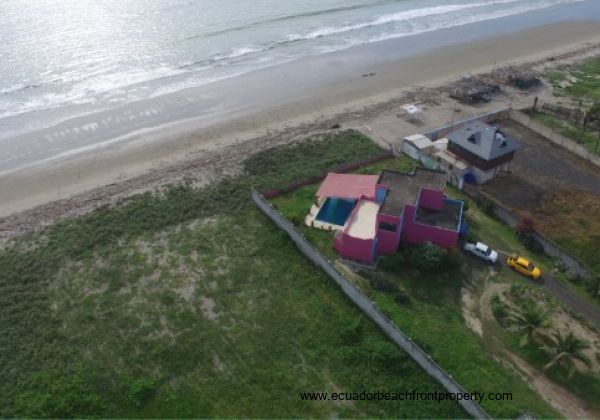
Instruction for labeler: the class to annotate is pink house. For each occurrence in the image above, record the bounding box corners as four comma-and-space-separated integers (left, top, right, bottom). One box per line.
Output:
312, 168, 465, 264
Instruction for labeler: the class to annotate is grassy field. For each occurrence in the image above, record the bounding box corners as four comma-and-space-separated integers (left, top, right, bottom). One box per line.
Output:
546, 56, 600, 104
1, 131, 473, 417
538, 56, 600, 154
527, 110, 599, 154
273, 156, 600, 416
535, 189, 600, 278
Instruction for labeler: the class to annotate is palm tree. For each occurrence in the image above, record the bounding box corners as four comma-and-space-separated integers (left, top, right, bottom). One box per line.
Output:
507, 301, 551, 347
540, 330, 592, 378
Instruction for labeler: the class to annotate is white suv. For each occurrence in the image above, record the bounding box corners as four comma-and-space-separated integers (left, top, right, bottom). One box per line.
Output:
463, 241, 498, 264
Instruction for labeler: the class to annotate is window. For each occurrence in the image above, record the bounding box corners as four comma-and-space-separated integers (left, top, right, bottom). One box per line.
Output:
379, 222, 397, 232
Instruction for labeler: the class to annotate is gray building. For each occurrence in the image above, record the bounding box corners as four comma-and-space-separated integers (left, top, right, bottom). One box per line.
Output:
447, 121, 520, 184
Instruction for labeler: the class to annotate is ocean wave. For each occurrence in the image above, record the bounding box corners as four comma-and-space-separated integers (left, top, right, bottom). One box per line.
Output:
0, 65, 187, 120
0, 0, 588, 124
286, 0, 522, 42
189, 0, 401, 41
365, 0, 587, 44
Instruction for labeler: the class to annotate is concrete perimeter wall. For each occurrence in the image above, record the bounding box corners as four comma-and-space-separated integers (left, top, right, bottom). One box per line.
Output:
510, 109, 600, 168
252, 188, 489, 419
463, 184, 593, 279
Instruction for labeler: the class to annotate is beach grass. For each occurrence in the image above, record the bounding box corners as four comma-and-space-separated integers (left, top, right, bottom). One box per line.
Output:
546, 56, 600, 104
527, 110, 600, 154
0, 130, 470, 418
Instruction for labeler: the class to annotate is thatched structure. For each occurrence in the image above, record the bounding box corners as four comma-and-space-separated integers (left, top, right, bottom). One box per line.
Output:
450, 77, 500, 104
493, 66, 541, 90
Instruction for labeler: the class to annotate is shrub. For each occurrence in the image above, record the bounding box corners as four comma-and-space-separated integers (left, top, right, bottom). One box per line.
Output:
585, 276, 600, 298
394, 290, 411, 305
477, 196, 496, 216
516, 218, 535, 236
510, 283, 527, 299
491, 294, 508, 322
378, 252, 405, 273
371, 274, 397, 293
522, 235, 544, 254
364, 339, 410, 371
407, 243, 459, 273
128, 378, 156, 408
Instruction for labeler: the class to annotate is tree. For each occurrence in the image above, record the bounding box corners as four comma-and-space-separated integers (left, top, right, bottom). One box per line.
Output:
540, 330, 592, 378
507, 302, 551, 347
516, 218, 535, 236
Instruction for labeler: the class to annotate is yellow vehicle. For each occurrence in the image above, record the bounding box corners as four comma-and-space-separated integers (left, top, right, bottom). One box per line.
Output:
506, 254, 542, 280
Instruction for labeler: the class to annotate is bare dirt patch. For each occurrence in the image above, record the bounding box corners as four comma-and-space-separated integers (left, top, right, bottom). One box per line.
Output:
461, 286, 483, 337
199, 296, 219, 321
506, 351, 599, 419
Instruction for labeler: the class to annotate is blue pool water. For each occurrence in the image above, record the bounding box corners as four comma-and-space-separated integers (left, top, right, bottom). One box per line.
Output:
316, 197, 355, 226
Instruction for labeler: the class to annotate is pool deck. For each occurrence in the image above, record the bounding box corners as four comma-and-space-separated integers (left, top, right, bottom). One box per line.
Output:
346, 200, 380, 240
305, 202, 346, 231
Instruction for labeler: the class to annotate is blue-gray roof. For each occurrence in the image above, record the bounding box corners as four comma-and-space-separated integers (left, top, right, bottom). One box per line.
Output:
447, 121, 519, 160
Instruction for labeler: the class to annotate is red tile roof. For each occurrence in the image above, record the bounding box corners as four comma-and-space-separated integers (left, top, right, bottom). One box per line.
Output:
316, 173, 379, 200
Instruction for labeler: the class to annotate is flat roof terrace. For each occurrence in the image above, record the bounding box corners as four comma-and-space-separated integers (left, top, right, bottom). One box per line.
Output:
346, 200, 380, 240
415, 199, 462, 231
378, 168, 447, 216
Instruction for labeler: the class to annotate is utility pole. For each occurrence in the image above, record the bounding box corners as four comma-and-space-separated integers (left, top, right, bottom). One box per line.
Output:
450, 108, 458, 132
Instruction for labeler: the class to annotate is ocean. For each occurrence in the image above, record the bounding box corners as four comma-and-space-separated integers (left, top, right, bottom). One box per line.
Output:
0, 0, 592, 141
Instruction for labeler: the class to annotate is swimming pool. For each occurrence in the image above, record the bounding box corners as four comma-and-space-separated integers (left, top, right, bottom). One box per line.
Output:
315, 197, 355, 226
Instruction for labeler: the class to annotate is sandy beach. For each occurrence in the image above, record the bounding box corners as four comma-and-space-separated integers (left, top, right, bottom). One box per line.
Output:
1, 19, 600, 236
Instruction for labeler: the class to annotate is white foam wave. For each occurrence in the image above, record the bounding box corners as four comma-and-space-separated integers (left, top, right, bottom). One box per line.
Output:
287, 0, 522, 42
366, 0, 588, 44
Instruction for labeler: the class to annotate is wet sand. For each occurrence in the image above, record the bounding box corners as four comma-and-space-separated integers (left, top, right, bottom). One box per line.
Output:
1, 20, 600, 219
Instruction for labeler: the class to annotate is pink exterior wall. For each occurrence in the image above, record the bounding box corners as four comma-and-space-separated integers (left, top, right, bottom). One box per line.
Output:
376, 213, 402, 255
332, 197, 378, 263
401, 205, 459, 248
419, 188, 444, 211
334, 234, 376, 263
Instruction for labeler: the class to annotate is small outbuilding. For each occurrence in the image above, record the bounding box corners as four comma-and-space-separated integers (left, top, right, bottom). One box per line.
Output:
402, 134, 433, 160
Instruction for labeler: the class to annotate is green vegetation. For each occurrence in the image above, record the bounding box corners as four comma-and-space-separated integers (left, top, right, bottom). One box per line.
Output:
273, 158, 562, 417
540, 331, 592, 377
527, 110, 600, 154
495, 283, 600, 408
0, 131, 470, 417
507, 301, 551, 348
537, 56, 600, 154
403, 243, 460, 273
545, 56, 600, 103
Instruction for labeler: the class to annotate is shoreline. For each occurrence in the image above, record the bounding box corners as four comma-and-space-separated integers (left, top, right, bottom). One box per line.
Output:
1, 20, 600, 232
